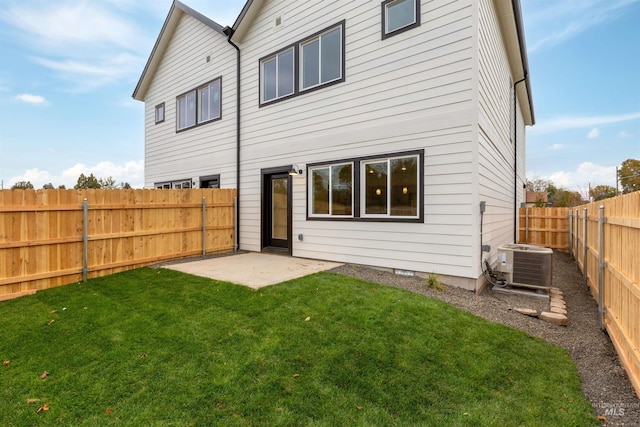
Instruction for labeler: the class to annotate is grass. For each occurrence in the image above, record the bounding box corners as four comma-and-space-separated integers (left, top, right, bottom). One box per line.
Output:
0, 268, 598, 426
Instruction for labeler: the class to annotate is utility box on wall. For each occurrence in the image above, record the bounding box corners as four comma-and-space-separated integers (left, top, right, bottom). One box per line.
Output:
495, 244, 553, 289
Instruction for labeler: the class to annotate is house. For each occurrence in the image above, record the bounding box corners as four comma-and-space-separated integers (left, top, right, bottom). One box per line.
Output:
133, 0, 535, 291
525, 191, 548, 207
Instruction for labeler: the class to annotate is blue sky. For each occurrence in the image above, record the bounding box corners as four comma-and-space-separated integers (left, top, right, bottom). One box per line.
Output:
0, 0, 638, 191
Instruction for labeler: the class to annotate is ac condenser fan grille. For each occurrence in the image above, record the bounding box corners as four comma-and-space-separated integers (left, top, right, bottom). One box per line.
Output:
512, 251, 552, 288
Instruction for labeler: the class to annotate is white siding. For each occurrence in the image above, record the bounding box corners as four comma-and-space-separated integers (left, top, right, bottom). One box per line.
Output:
143, 13, 237, 188
238, 0, 478, 280
477, 0, 527, 275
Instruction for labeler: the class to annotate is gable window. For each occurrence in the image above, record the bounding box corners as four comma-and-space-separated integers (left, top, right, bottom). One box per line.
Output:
261, 47, 295, 103
382, 0, 420, 39
199, 80, 221, 123
155, 103, 165, 124
301, 25, 343, 90
176, 76, 222, 132
260, 21, 345, 106
309, 163, 353, 217
308, 150, 422, 222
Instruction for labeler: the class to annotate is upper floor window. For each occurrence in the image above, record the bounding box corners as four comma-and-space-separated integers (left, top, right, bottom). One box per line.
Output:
155, 103, 165, 124
301, 26, 343, 91
382, 0, 420, 39
177, 90, 196, 130
199, 80, 221, 123
176, 76, 222, 132
261, 47, 295, 103
260, 21, 345, 107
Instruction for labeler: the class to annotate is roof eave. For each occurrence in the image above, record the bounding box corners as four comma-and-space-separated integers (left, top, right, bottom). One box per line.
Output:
132, 0, 226, 101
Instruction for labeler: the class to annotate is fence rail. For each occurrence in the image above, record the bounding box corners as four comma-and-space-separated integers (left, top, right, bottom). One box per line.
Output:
0, 188, 236, 300
519, 192, 640, 399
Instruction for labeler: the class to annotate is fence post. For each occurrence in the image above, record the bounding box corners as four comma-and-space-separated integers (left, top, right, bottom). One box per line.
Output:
201, 197, 206, 257
234, 197, 238, 252
568, 210, 573, 258
583, 207, 588, 286
598, 205, 607, 330
525, 208, 529, 244
82, 198, 88, 282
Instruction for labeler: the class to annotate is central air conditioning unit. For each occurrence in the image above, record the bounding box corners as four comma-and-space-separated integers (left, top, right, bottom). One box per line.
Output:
495, 244, 553, 289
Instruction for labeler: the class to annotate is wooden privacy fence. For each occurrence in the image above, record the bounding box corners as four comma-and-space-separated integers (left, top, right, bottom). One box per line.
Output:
0, 188, 236, 300
519, 207, 569, 251
519, 192, 639, 398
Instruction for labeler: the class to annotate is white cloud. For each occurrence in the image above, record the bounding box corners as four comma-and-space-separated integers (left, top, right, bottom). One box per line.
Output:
542, 162, 617, 190
528, 112, 640, 135
524, 0, 640, 53
618, 130, 632, 138
587, 128, 600, 139
15, 93, 47, 105
8, 160, 144, 189
550, 144, 565, 151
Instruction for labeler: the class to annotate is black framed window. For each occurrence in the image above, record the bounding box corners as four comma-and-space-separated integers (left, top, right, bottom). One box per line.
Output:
307, 150, 423, 222
177, 90, 196, 130
382, 0, 420, 39
176, 76, 222, 132
155, 103, 165, 124
362, 155, 418, 218
261, 47, 295, 103
309, 163, 353, 217
300, 25, 343, 90
199, 80, 221, 123
260, 21, 345, 107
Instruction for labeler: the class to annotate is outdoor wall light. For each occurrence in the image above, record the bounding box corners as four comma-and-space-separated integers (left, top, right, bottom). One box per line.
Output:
289, 164, 304, 176
402, 187, 408, 194
376, 188, 382, 196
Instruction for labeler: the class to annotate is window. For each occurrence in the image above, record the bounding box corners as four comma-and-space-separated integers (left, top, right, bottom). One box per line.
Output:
309, 163, 353, 217
155, 179, 192, 189
261, 47, 295, 103
176, 77, 222, 131
155, 103, 165, 124
260, 21, 345, 106
307, 150, 423, 222
362, 155, 418, 218
382, 0, 420, 39
200, 174, 220, 189
301, 26, 342, 90
177, 90, 196, 130
199, 80, 221, 123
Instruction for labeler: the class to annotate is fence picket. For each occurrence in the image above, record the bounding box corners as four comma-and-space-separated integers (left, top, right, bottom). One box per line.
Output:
0, 188, 236, 300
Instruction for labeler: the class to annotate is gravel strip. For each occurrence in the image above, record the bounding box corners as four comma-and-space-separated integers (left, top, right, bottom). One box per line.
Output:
330, 251, 639, 426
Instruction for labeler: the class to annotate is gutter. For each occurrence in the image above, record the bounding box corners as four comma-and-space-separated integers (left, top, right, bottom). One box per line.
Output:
511, 0, 535, 124
223, 26, 241, 251
513, 76, 526, 243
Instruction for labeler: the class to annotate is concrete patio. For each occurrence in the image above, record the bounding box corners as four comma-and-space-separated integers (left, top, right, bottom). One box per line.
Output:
162, 252, 343, 289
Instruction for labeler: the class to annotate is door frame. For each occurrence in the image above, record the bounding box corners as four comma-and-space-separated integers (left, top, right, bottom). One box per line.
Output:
261, 166, 293, 255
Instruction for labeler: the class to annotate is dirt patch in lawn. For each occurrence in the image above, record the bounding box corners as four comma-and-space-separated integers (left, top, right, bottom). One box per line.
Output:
330, 251, 639, 426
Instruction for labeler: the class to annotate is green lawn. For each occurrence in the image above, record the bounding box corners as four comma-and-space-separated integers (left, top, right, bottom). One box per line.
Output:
0, 268, 597, 426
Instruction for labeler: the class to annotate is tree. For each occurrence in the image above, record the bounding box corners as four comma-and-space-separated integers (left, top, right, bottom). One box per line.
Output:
119, 182, 132, 189
42, 183, 55, 190
525, 177, 551, 192
11, 181, 34, 189
590, 185, 617, 201
550, 189, 583, 207
74, 173, 101, 189
58, 185, 66, 190
99, 176, 117, 189
619, 158, 640, 194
